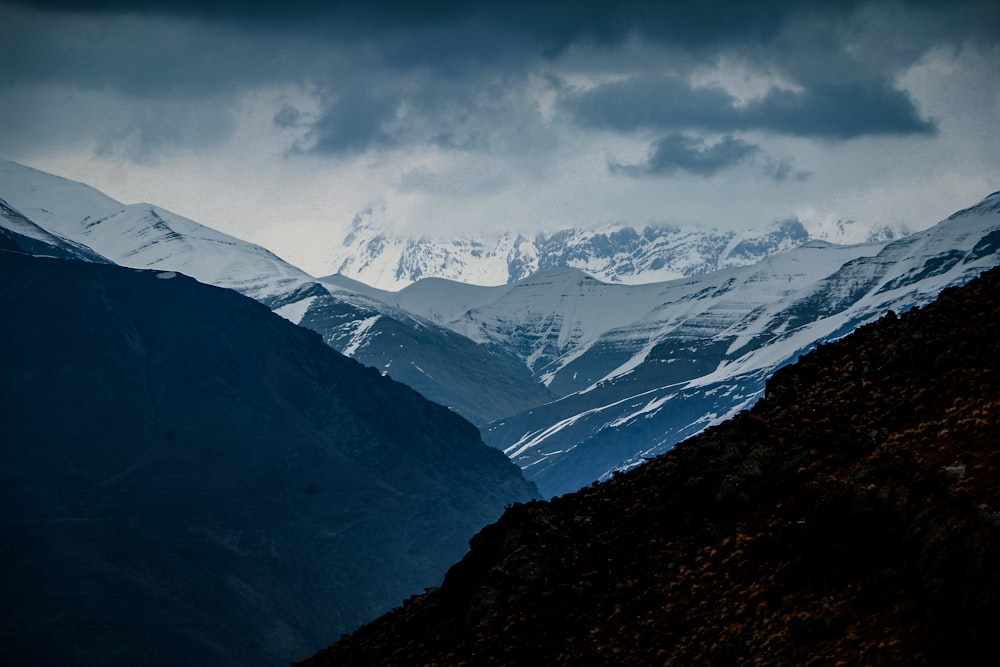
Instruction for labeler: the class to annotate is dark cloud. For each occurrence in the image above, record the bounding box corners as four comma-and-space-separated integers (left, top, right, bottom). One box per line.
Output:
5, 1, 857, 47
293, 69, 550, 156
611, 133, 761, 178
741, 82, 937, 139
0, 5, 310, 97
562, 75, 936, 140
760, 157, 810, 183
1, 0, 993, 163
302, 85, 401, 155
10, 1, 997, 52
611, 133, 811, 182
272, 104, 304, 129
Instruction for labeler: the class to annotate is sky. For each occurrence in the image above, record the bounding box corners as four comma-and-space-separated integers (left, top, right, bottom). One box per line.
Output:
1, 0, 998, 275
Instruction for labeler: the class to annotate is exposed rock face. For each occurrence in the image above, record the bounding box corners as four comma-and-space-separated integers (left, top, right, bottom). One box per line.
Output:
297, 265, 1000, 666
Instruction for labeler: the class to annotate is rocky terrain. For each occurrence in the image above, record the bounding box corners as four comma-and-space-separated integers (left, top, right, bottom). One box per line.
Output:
298, 264, 1000, 665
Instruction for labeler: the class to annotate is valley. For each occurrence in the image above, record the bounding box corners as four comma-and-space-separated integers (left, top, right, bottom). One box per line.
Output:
2, 158, 998, 664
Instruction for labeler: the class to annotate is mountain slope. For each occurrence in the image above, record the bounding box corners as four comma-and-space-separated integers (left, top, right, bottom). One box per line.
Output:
0, 159, 552, 426
282, 285, 555, 426
297, 264, 1000, 667
482, 192, 1000, 496
383, 241, 891, 392
0, 196, 112, 263
0, 250, 537, 667
0, 159, 316, 307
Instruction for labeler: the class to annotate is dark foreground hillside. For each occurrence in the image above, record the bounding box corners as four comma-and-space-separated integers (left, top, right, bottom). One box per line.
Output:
0, 251, 537, 667
299, 265, 1000, 666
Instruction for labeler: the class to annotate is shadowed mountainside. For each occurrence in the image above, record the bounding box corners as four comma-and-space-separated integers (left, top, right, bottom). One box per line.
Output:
0, 250, 537, 667
298, 265, 1000, 666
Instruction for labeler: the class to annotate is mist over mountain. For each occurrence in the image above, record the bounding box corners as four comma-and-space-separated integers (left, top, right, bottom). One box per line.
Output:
0, 250, 536, 666
297, 263, 1000, 667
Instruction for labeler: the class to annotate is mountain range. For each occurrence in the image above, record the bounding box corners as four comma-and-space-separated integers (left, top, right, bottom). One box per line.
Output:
329, 205, 902, 290
297, 262, 1000, 666
327, 193, 1000, 496
2, 159, 998, 498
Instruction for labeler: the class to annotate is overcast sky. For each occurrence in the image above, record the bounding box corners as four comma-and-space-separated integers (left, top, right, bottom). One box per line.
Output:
1, 0, 997, 274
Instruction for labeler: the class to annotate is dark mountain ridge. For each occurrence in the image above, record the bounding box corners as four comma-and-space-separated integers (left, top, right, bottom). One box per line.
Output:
0, 250, 537, 666
299, 264, 1000, 665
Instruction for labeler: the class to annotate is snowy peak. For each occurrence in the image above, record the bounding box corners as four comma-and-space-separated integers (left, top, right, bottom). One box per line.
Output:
80, 203, 316, 305
0, 159, 123, 229
0, 196, 112, 263
948, 190, 1000, 219
327, 213, 820, 289
335, 207, 537, 289
0, 160, 315, 306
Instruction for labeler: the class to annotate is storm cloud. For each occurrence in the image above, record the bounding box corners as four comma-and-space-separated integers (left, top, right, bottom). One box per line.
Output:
0, 0, 996, 267
610, 132, 811, 182
563, 75, 937, 140
2, 0, 990, 160
611, 133, 762, 178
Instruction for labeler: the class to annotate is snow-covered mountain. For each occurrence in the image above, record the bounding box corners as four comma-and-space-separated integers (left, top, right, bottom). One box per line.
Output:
369, 242, 882, 391
345, 192, 1000, 496
0, 160, 315, 307
327, 207, 901, 290
0, 159, 551, 425
279, 278, 554, 425
1, 196, 112, 263
5, 159, 995, 499
480, 192, 1000, 496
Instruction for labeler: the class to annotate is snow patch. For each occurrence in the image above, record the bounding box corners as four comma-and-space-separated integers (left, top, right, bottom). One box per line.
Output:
342, 315, 381, 357
273, 296, 317, 325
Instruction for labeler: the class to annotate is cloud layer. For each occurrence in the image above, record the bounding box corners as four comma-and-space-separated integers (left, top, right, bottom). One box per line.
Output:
1, 0, 997, 272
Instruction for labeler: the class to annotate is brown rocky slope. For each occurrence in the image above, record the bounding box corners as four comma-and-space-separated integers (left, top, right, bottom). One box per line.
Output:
297, 266, 1000, 666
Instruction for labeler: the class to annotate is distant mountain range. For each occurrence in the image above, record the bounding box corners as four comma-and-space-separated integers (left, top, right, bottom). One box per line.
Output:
330, 205, 902, 290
